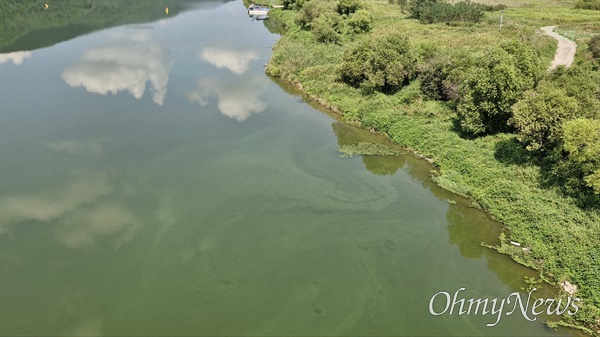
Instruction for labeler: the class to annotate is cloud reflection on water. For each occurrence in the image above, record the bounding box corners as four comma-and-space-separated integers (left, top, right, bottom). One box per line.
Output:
0, 174, 112, 231
56, 204, 139, 249
187, 77, 268, 121
199, 47, 260, 75
62, 31, 171, 105
0, 51, 32, 65
0, 141, 141, 249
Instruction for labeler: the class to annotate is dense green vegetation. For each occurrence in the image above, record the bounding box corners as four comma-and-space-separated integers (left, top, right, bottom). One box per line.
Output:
289, 0, 373, 43
456, 42, 542, 135
0, 0, 219, 52
265, 0, 600, 333
591, 35, 600, 58
408, 0, 495, 24
576, 0, 600, 10
339, 33, 416, 93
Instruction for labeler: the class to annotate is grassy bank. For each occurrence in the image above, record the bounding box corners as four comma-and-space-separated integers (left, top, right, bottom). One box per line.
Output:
263, 0, 600, 334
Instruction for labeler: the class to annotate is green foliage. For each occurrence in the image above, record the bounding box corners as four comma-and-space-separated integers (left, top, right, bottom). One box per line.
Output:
575, 0, 600, 10
295, 0, 336, 29
283, 0, 307, 10
293, 0, 372, 42
510, 82, 578, 152
408, 0, 439, 19
411, 0, 488, 24
337, 0, 362, 15
501, 40, 544, 86
312, 14, 342, 43
550, 66, 600, 119
339, 33, 416, 93
589, 35, 600, 58
457, 47, 534, 136
456, 42, 541, 136
418, 54, 468, 102
562, 119, 600, 195
346, 9, 373, 33
487, 4, 507, 11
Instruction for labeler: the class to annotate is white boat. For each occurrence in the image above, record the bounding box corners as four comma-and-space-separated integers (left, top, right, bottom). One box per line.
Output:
248, 4, 270, 16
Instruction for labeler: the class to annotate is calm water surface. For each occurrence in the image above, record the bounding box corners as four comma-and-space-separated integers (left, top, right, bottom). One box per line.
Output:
0, 1, 578, 336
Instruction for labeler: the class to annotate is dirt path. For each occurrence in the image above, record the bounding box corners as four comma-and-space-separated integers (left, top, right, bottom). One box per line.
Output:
540, 26, 577, 69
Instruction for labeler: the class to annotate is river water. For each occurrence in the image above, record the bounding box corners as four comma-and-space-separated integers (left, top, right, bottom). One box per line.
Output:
0, 1, 578, 336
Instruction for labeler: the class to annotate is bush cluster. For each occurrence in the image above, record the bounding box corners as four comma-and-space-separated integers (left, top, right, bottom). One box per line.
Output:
290, 0, 372, 43
515, 67, 600, 202
575, 0, 600, 10
409, 0, 488, 24
443, 41, 599, 201
338, 34, 417, 93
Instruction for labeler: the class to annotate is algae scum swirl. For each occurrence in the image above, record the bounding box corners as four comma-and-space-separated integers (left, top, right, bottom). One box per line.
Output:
0, 1, 581, 336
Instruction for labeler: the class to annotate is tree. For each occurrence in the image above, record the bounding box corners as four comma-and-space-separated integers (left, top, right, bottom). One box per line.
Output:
457, 48, 533, 135
501, 40, 544, 86
510, 82, 578, 152
562, 119, 600, 195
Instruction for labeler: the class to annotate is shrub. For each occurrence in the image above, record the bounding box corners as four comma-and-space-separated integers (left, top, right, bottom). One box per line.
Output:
408, 0, 439, 19
339, 33, 417, 93
411, 0, 487, 24
312, 15, 341, 43
575, 0, 600, 10
487, 4, 507, 11
283, 0, 308, 10
346, 9, 372, 33
337, 0, 362, 15
419, 58, 456, 101
510, 82, 578, 152
589, 35, 600, 58
560, 118, 600, 199
550, 66, 600, 119
295, 0, 337, 29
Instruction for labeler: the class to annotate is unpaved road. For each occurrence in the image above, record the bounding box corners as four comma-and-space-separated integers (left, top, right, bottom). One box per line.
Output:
540, 26, 577, 69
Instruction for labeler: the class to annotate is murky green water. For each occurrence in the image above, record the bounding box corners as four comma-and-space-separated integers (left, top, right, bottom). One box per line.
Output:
0, 1, 579, 336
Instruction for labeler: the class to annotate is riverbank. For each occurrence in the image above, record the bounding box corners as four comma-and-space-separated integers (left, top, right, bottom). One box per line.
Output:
261, 0, 600, 334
